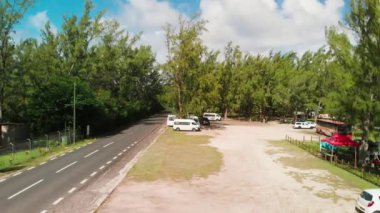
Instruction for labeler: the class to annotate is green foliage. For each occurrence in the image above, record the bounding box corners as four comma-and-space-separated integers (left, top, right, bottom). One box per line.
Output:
1, 0, 162, 137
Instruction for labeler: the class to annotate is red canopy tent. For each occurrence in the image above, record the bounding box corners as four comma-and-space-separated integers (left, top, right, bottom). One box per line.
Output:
320, 132, 360, 167
321, 132, 360, 147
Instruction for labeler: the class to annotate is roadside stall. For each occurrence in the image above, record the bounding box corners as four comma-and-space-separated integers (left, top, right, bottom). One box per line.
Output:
320, 132, 360, 166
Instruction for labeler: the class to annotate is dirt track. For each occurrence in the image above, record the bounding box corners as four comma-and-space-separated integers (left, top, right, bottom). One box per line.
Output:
99, 121, 360, 213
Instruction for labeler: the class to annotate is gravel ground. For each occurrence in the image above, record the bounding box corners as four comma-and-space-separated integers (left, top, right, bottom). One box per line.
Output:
98, 121, 360, 213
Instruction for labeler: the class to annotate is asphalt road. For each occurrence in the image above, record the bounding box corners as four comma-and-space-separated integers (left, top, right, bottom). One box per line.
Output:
0, 113, 166, 213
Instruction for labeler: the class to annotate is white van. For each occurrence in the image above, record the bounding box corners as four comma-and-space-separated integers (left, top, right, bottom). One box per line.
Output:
173, 119, 200, 131
203, 113, 221, 121
167, 114, 176, 126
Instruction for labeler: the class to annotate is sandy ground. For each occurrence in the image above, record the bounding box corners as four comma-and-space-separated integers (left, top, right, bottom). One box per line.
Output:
98, 121, 360, 213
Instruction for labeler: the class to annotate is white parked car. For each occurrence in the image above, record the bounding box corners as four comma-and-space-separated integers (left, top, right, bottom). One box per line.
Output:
355, 189, 380, 213
293, 122, 314, 129
304, 121, 316, 128
173, 119, 200, 131
203, 112, 221, 121
167, 114, 176, 126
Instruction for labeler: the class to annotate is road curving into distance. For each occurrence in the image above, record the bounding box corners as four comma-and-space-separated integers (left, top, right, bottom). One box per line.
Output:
0, 113, 166, 213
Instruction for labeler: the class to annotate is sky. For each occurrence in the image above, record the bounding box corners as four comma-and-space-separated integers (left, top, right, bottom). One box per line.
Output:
15, 0, 351, 63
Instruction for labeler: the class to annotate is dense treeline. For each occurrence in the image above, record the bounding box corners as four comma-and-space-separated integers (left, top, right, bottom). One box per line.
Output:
0, 0, 162, 136
162, 0, 380, 140
1, 0, 379, 141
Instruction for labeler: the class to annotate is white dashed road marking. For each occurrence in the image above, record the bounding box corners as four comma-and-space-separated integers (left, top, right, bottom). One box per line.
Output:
118, 152, 122, 156
103, 142, 114, 148
27, 166, 35, 171
8, 179, 44, 199
84, 150, 99, 158
99, 165, 105, 170
106, 161, 111, 165
113, 156, 117, 160
12, 172, 22, 177
41, 210, 47, 213
53, 197, 64, 205
90, 171, 97, 177
0, 179, 5, 183
68, 187, 76, 194
40, 162, 46, 165
80, 179, 88, 184
56, 161, 77, 173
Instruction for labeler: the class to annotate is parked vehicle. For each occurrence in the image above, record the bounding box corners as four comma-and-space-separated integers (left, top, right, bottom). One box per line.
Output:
316, 118, 351, 136
199, 116, 210, 126
293, 122, 314, 129
304, 121, 316, 128
188, 115, 200, 125
167, 114, 176, 126
203, 113, 221, 121
173, 119, 200, 131
355, 189, 380, 213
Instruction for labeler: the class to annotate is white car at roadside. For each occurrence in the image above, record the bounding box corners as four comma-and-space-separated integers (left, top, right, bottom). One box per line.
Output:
293, 122, 314, 129
304, 121, 316, 128
173, 119, 200, 131
167, 114, 176, 126
355, 189, 380, 213
203, 112, 221, 121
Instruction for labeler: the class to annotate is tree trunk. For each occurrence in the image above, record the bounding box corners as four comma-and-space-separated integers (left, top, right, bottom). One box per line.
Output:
224, 108, 228, 119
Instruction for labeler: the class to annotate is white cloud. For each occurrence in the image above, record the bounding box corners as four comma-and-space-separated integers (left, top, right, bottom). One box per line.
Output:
109, 0, 345, 63
201, 0, 345, 55
28, 11, 58, 34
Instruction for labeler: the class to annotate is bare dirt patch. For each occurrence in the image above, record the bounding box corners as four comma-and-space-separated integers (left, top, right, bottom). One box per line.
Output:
99, 121, 364, 213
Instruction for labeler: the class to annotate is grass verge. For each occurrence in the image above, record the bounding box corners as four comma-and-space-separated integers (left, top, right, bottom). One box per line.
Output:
270, 140, 376, 189
0, 139, 95, 174
128, 129, 223, 181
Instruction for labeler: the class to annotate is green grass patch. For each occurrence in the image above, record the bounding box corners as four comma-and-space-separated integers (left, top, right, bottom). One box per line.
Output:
270, 140, 376, 190
0, 138, 95, 174
128, 129, 223, 181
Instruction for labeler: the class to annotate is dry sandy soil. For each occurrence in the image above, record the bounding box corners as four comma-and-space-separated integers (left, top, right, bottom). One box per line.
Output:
98, 121, 361, 213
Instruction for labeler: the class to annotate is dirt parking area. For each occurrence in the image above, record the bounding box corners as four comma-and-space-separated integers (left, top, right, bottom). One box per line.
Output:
99, 120, 363, 213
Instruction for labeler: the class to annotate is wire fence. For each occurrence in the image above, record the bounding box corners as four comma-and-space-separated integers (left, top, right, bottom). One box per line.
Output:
285, 135, 380, 187
0, 128, 89, 171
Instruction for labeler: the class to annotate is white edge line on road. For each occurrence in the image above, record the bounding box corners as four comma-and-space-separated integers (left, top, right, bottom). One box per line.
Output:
84, 149, 99, 158
53, 197, 64, 205
68, 187, 76, 194
60, 153, 65, 157
80, 179, 88, 184
12, 172, 22, 177
106, 161, 111, 164
50, 157, 57, 161
103, 141, 114, 148
90, 171, 97, 177
68, 150, 74, 153
27, 166, 35, 171
56, 161, 77, 173
0, 179, 5, 183
40, 162, 46, 165
99, 165, 105, 170
8, 179, 44, 199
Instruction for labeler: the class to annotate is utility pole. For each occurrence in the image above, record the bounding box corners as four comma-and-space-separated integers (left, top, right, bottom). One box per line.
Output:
73, 82, 76, 145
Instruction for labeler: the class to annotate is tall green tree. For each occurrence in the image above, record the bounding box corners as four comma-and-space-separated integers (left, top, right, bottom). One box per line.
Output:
327, 0, 380, 139
0, 0, 34, 121
163, 15, 206, 117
